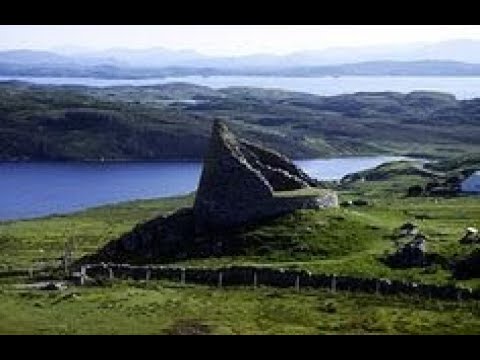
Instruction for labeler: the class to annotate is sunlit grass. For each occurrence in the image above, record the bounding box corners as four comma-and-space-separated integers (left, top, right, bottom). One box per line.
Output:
0, 281, 479, 335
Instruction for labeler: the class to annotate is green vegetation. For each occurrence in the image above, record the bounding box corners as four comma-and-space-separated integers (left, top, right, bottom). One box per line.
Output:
0, 194, 194, 269
1, 157, 479, 334
342, 160, 436, 182
2, 82, 480, 161
273, 187, 333, 198
1, 160, 478, 286
1, 281, 479, 335
425, 153, 480, 175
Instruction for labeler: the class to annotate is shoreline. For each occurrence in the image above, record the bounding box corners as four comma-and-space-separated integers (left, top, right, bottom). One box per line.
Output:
0, 192, 195, 224
0, 156, 430, 223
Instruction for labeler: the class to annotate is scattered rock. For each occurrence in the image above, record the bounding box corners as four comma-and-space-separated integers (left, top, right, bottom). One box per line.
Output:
165, 319, 211, 335
351, 199, 369, 206
460, 227, 479, 244
40, 282, 66, 291
386, 234, 428, 267
398, 222, 419, 237
453, 249, 480, 279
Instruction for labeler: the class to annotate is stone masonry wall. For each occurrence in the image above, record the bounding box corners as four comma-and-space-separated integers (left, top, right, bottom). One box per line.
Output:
79, 263, 479, 302
193, 120, 337, 233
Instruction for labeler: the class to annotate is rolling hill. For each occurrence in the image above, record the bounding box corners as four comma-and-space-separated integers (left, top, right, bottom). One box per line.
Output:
1, 81, 480, 161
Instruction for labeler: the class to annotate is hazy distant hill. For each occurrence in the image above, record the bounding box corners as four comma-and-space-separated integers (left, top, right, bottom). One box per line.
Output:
4, 39, 480, 77
2, 58, 480, 78
0, 49, 123, 68
57, 39, 480, 67
265, 40, 480, 66
0, 50, 74, 65
1, 82, 480, 161
78, 47, 206, 67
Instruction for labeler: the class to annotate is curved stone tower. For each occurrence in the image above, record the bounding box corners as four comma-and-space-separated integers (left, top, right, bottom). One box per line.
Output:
193, 120, 337, 232
81, 119, 338, 263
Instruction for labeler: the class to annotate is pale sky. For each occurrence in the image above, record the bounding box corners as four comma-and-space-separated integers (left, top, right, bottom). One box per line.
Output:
1, 25, 480, 56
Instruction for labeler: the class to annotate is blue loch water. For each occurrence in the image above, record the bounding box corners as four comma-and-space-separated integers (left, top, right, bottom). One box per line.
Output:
0, 156, 408, 221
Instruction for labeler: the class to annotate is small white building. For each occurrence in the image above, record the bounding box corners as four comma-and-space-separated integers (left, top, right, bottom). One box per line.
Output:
461, 171, 480, 193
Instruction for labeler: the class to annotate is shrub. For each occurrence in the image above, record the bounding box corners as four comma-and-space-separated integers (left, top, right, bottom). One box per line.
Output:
407, 185, 423, 197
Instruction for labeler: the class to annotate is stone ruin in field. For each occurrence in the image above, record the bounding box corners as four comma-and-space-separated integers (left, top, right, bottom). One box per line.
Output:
193, 119, 338, 232
86, 119, 337, 262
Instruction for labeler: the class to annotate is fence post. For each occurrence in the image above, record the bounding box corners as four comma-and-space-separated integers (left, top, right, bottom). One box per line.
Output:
64, 257, 69, 277
29, 267, 33, 279
109, 267, 114, 280
180, 268, 186, 285
146, 268, 151, 281
295, 275, 300, 292
331, 274, 337, 293
253, 271, 257, 289
80, 265, 86, 286
218, 271, 223, 288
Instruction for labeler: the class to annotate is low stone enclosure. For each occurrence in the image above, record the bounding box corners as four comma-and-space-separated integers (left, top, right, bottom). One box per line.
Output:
75, 263, 479, 302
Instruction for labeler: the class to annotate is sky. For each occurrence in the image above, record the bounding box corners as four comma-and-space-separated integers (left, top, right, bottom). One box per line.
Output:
1, 25, 480, 56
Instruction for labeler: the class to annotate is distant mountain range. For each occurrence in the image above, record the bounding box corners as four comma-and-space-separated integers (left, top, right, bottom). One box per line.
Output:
53, 39, 480, 67
3, 39, 480, 77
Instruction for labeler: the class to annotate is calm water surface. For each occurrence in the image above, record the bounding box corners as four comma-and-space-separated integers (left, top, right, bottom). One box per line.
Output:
0, 156, 408, 221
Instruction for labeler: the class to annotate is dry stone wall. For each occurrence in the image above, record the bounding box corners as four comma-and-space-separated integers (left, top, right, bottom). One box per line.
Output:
193, 120, 337, 232
78, 263, 479, 302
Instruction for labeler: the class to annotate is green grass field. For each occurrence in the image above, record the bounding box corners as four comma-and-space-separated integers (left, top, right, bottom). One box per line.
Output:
1, 161, 479, 334
0, 194, 194, 269
1, 281, 479, 335
273, 187, 333, 198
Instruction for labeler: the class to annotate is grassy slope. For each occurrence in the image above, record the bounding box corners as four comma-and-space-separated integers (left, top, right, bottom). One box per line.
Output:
1, 167, 479, 286
1, 160, 480, 334
0, 194, 194, 269
2, 82, 480, 160
425, 153, 480, 174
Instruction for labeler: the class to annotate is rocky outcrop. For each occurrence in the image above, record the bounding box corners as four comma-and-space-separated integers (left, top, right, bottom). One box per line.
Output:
459, 227, 479, 244
193, 120, 337, 232
453, 249, 480, 279
385, 234, 430, 268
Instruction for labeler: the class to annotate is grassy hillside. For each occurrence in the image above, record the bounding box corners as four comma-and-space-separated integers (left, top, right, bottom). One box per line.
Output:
1, 161, 479, 287
425, 153, 480, 175
2, 82, 480, 160
0, 195, 194, 269
1, 159, 480, 334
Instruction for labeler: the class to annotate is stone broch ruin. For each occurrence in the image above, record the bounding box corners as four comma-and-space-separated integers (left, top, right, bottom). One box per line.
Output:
88, 119, 337, 261
193, 119, 337, 232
